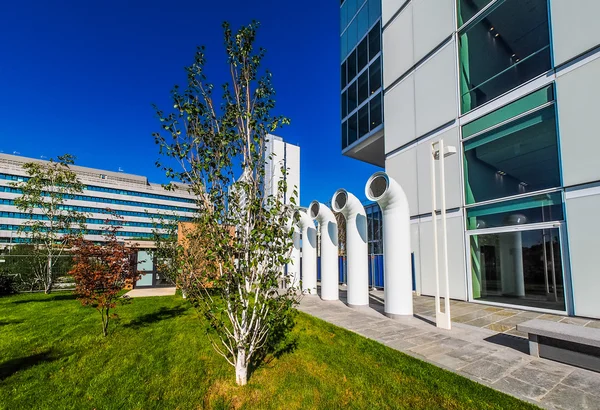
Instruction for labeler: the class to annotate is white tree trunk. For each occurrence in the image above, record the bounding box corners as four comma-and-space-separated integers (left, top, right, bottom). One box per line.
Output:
235, 348, 248, 386
45, 256, 53, 294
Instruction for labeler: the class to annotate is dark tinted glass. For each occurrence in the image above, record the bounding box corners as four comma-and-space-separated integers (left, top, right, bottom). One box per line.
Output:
347, 80, 357, 112
369, 92, 382, 130
457, 0, 493, 26
368, 22, 380, 60
348, 113, 358, 146
359, 105, 369, 138
358, 71, 369, 105
369, 56, 381, 95
341, 120, 348, 149
342, 89, 348, 119
357, 37, 368, 73
464, 105, 560, 204
459, 0, 551, 113
348, 49, 357, 80
341, 61, 347, 89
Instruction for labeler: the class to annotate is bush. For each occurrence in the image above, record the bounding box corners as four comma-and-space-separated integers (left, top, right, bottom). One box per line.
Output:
0, 273, 16, 296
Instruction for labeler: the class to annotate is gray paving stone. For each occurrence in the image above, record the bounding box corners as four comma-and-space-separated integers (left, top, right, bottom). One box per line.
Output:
445, 343, 499, 363
491, 376, 548, 401
460, 359, 510, 383
511, 360, 574, 391
561, 369, 600, 397
404, 332, 449, 346
384, 338, 417, 351
428, 352, 470, 370
408, 338, 470, 359
541, 383, 600, 410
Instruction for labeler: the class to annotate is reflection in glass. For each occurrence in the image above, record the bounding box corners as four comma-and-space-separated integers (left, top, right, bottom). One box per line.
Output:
463, 105, 560, 204
369, 56, 381, 94
368, 22, 380, 60
358, 71, 369, 105
341, 121, 348, 149
357, 3, 369, 38
458, 0, 551, 113
369, 92, 382, 130
347, 80, 357, 112
357, 37, 368, 73
359, 105, 369, 138
457, 0, 494, 27
348, 49, 357, 80
466, 192, 564, 230
341, 89, 348, 119
341, 61, 347, 89
471, 228, 565, 311
348, 113, 358, 146
368, 0, 381, 27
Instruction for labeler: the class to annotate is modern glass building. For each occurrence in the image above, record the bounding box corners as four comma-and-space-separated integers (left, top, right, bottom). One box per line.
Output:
343, 0, 600, 318
340, 0, 384, 166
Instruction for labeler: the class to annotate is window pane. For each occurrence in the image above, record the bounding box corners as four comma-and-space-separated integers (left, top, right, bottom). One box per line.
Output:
348, 18, 358, 52
348, 49, 357, 80
357, 37, 368, 73
347, 0, 357, 19
464, 105, 560, 204
358, 70, 369, 105
341, 89, 348, 118
357, 3, 369, 39
342, 120, 348, 149
369, 0, 381, 27
347, 80, 357, 112
463, 85, 554, 139
369, 92, 382, 130
369, 56, 381, 94
368, 22, 380, 60
466, 192, 564, 230
341, 32, 348, 62
457, 0, 493, 27
458, 0, 551, 114
341, 1, 348, 33
341, 61, 347, 89
470, 228, 565, 311
348, 112, 358, 146
359, 105, 369, 138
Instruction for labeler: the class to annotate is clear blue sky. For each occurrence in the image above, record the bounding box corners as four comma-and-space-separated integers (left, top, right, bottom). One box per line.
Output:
0, 0, 380, 207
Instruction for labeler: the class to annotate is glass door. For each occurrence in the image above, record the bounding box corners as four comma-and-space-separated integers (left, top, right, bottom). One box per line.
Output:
136, 250, 154, 287
468, 224, 566, 311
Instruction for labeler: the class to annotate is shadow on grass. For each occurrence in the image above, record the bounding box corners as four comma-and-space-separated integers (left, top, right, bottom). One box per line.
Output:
0, 350, 61, 380
124, 306, 187, 329
12, 293, 77, 304
484, 333, 529, 354
0, 319, 24, 326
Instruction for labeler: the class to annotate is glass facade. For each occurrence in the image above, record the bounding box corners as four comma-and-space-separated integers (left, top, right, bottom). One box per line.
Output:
464, 83, 566, 311
458, 0, 552, 113
341, 0, 382, 151
365, 202, 382, 254
470, 228, 565, 311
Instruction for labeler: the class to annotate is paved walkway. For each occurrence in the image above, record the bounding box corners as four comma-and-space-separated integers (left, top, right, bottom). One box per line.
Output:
298, 291, 600, 410
124, 287, 176, 298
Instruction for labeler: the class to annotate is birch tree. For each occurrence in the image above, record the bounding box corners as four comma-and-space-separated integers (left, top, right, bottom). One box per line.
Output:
153, 21, 298, 385
12, 154, 87, 293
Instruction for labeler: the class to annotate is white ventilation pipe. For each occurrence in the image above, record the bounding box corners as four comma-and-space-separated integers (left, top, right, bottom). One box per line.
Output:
365, 172, 413, 317
285, 218, 301, 291
296, 210, 317, 295
309, 201, 339, 301
332, 189, 368, 308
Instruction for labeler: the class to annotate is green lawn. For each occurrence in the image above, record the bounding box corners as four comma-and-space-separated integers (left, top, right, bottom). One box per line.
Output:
0, 292, 536, 410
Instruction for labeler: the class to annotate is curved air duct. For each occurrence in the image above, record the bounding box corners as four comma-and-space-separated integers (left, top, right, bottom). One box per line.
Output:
285, 218, 301, 291
309, 201, 339, 301
365, 172, 413, 317
332, 189, 368, 307
296, 210, 317, 295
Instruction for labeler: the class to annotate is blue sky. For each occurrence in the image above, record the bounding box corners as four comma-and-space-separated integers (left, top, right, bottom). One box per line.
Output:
0, 0, 380, 207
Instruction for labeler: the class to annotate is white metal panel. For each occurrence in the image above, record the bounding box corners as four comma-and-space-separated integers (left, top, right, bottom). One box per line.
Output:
551, 0, 600, 66
385, 145, 418, 217
382, 0, 410, 27
566, 192, 600, 319
384, 74, 416, 153
414, 41, 459, 137
556, 56, 600, 187
412, 0, 455, 63
383, 3, 414, 89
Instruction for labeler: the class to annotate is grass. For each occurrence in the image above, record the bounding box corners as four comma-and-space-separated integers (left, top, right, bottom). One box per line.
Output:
0, 292, 537, 410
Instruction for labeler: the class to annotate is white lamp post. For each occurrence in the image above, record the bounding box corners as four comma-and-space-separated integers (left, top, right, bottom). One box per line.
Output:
431, 139, 456, 330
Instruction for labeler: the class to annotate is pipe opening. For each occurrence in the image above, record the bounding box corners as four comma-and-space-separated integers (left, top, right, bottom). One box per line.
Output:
333, 191, 347, 212
368, 175, 388, 199
309, 202, 320, 218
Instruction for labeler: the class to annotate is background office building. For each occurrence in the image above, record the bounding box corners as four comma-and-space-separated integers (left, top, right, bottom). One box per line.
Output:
264, 134, 301, 206
0, 153, 197, 245
342, 0, 600, 319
